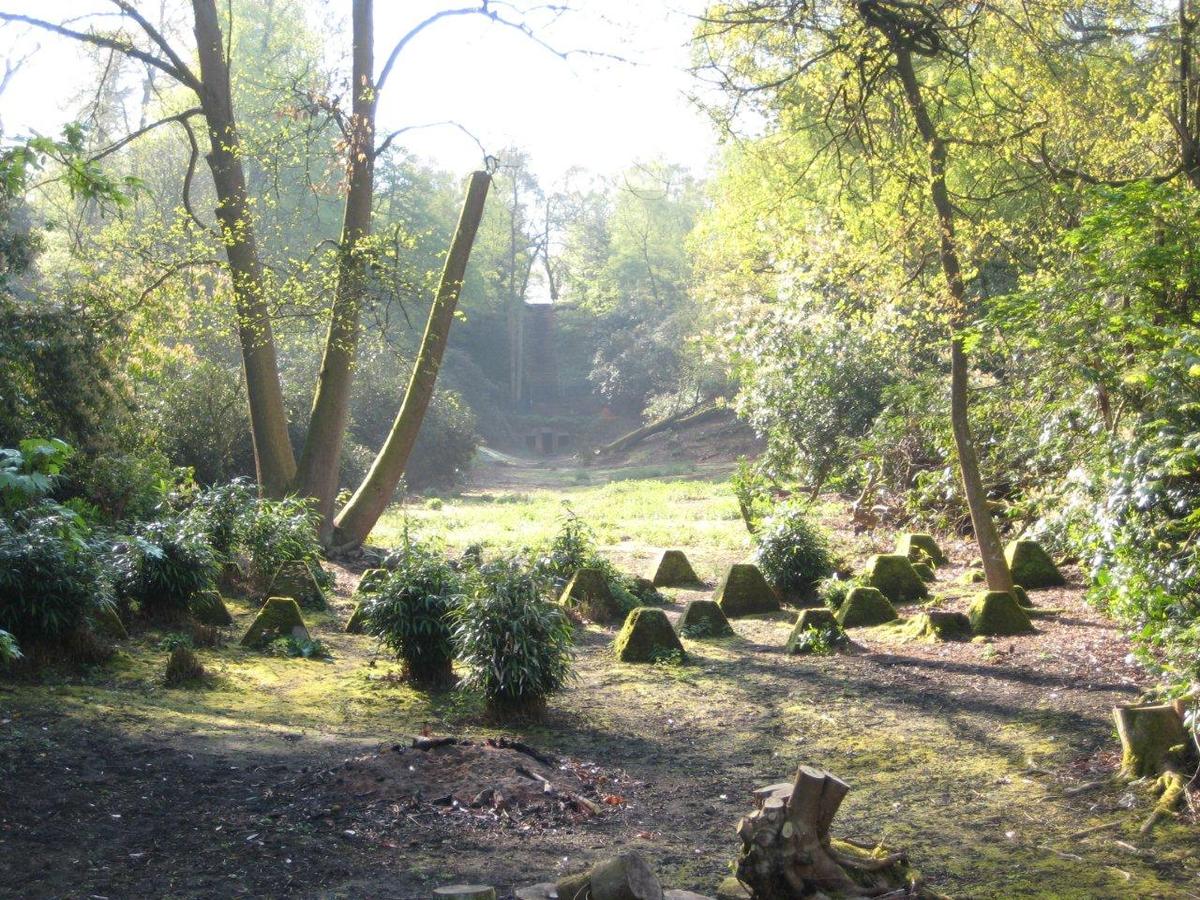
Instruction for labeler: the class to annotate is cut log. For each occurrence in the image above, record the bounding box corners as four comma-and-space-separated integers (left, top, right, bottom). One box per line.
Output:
590, 853, 663, 900
1113, 701, 1195, 835
434, 887, 496, 900
596, 406, 723, 457
736, 764, 938, 898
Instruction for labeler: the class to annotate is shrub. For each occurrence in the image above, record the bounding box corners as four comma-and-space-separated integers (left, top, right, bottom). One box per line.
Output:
0, 437, 72, 514
116, 518, 215, 618
753, 504, 834, 597
0, 628, 20, 665
183, 479, 256, 560
817, 575, 854, 610
405, 391, 480, 492
454, 560, 573, 718
68, 448, 181, 523
362, 541, 463, 686
266, 635, 329, 659
164, 645, 205, 686
0, 502, 113, 645
238, 496, 328, 590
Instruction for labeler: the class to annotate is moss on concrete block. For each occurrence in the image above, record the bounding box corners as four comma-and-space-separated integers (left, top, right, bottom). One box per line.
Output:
560, 568, 624, 625
836, 586, 899, 628
912, 562, 936, 583
895, 532, 947, 566
355, 568, 389, 596
863, 554, 929, 604
649, 549, 702, 587
968, 591, 1034, 636
906, 610, 972, 641
191, 590, 233, 627
959, 568, 985, 584
268, 560, 327, 610
675, 599, 733, 638
613, 607, 685, 663
241, 597, 311, 648
1004, 540, 1066, 589
345, 601, 368, 634
714, 563, 779, 617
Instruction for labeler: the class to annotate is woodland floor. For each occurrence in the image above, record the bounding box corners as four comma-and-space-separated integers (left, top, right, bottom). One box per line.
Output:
2, 448, 1200, 898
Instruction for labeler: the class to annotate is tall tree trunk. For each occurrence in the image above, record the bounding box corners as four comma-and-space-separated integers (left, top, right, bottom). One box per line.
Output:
295, 0, 376, 536
192, 0, 295, 496
892, 44, 1013, 592
330, 171, 492, 551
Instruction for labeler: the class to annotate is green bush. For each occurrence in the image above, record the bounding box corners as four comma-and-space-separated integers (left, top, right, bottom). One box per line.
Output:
534, 505, 643, 613
116, 518, 216, 618
184, 479, 256, 560
0, 503, 113, 645
361, 541, 463, 685
753, 504, 834, 596
817, 575, 854, 610
404, 391, 480, 492
454, 560, 573, 718
238, 495, 328, 590
68, 448, 181, 523
0, 437, 72, 514
0, 628, 21, 665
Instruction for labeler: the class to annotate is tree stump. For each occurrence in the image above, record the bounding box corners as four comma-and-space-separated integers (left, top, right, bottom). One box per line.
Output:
1113, 701, 1195, 833
736, 765, 935, 898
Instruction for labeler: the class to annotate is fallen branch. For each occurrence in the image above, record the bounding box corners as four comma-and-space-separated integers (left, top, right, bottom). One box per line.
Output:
595, 406, 724, 457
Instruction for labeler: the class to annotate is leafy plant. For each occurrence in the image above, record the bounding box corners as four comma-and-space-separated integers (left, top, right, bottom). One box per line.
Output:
753, 504, 834, 597
817, 575, 854, 610
453, 559, 574, 718
116, 518, 216, 618
267, 636, 329, 659
237, 495, 328, 590
0, 502, 112, 645
69, 448, 181, 523
362, 541, 463, 685
0, 628, 20, 665
0, 438, 72, 513
184, 479, 257, 560
789, 624, 847, 656
730, 458, 773, 535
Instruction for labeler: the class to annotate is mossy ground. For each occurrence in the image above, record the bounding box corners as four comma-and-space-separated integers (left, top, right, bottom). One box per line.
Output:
0, 464, 1195, 898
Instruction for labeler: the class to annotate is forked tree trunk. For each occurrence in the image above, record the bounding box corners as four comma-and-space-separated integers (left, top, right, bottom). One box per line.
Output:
295, 0, 377, 535
192, 0, 295, 496
330, 171, 492, 551
891, 44, 1013, 593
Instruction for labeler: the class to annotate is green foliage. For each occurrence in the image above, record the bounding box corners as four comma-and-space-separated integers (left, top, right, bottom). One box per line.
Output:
361, 541, 463, 684
752, 504, 834, 596
68, 448, 181, 523
0, 438, 73, 513
787, 624, 847, 656
817, 575, 854, 610
0, 502, 112, 644
453, 559, 573, 715
405, 391, 480, 492
0, 628, 20, 665
184, 479, 257, 560
730, 458, 773, 535
237, 496, 327, 589
266, 635, 329, 659
116, 518, 216, 617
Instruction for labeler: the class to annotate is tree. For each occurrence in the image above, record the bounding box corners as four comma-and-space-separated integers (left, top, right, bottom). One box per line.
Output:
697, 1, 1028, 589
1, 1, 583, 547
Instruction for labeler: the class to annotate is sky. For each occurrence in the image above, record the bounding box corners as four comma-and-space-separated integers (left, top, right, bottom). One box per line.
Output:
0, 0, 721, 183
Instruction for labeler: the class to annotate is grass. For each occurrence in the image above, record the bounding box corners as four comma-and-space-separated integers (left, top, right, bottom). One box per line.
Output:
372, 474, 757, 582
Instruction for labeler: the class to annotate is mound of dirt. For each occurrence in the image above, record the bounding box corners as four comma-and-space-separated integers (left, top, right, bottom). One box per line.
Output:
286, 737, 634, 833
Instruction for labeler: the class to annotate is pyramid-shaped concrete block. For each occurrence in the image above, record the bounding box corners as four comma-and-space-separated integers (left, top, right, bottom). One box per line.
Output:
267, 560, 327, 610
613, 608, 685, 662
674, 599, 734, 639
1004, 541, 1065, 589
713, 564, 780, 617
648, 550, 701, 587
241, 597, 311, 648
559, 568, 624, 625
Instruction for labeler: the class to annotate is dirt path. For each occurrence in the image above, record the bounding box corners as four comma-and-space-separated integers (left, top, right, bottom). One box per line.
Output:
2, 468, 1198, 899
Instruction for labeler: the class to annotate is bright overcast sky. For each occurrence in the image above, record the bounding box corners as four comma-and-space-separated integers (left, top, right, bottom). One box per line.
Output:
0, 1, 720, 183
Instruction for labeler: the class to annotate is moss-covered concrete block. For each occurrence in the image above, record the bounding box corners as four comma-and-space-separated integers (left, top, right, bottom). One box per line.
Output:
675, 599, 733, 639
895, 532, 947, 566
613, 607, 685, 663
241, 597, 311, 648
345, 601, 368, 635
1011, 584, 1033, 608
968, 591, 1033, 636
907, 610, 972, 641
863, 554, 929, 604
912, 562, 936, 583
835, 586, 898, 628
268, 560, 327, 610
356, 567, 389, 595
560, 568, 623, 625
191, 590, 233, 627
785, 607, 845, 654
959, 568, 985, 584
713, 563, 779, 617
1004, 540, 1066, 589
648, 549, 701, 587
